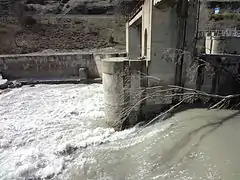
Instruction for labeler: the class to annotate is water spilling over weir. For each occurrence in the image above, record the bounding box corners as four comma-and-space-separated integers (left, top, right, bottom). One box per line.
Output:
0, 84, 240, 179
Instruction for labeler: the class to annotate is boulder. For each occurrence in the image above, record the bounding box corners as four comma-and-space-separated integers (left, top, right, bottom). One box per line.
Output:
0, 74, 8, 89
8, 80, 22, 88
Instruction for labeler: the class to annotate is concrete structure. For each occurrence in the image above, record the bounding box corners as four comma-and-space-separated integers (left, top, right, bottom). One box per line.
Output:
127, 0, 178, 86
205, 34, 240, 54
203, 32, 240, 95
102, 58, 146, 130
102, 1, 240, 130
103, 0, 199, 130
126, 0, 198, 87
0, 52, 126, 80
102, 58, 131, 130
199, 54, 240, 95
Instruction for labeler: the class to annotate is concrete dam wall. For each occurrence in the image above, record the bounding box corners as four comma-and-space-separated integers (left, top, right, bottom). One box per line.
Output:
0, 52, 126, 80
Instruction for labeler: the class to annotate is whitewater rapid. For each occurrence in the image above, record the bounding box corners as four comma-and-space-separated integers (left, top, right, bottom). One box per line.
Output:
0, 84, 108, 179
1, 84, 240, 180
1, 84, 163, 179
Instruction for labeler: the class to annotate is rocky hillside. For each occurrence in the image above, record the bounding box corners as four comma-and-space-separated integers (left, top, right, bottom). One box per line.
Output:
24, 0, 137, 15
1, 0, 136, 16
0, 15, 126, 54
199, 2, 240, 31
0, 0, 136, 54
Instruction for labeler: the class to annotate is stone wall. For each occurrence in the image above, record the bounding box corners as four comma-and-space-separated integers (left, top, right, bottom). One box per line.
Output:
0, 52, 126, 80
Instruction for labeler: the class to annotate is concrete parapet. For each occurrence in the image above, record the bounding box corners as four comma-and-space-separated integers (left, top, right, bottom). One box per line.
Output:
0, 52, 126, 80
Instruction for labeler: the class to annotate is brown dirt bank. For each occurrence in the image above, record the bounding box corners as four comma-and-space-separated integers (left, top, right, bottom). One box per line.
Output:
0, 15, 126, 54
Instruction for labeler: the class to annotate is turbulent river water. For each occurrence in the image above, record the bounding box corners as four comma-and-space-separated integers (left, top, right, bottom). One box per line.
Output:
0, 84, 240, 180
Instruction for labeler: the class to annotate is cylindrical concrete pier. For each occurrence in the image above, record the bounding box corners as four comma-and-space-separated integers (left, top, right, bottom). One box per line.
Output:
102, 58, 145, 130
102, 58, 130, 130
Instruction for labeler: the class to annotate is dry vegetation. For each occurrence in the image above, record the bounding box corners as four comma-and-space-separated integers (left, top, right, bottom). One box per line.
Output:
0, 0, 134, 54
0, 15, 126, 54
199, 1, 240, 31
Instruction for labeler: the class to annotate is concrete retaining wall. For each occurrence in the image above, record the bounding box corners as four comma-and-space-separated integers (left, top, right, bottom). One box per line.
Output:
205, 36, 240, 55
199, 54, 240, 95
0, 52, 126, 80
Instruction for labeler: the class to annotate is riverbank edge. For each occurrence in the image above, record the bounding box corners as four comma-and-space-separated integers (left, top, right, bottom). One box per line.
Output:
0, 78, 102, 90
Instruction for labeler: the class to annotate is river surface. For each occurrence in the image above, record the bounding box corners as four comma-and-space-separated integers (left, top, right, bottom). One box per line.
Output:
0, 84, 240, 180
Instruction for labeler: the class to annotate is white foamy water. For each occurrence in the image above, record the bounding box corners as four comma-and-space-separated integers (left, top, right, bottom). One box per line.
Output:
1, 84, 240, 180
0, 84, 110, 179
1, 84, 167, 180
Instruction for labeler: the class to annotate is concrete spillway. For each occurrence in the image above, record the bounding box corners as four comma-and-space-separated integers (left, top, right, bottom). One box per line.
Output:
0, 84, 240, 179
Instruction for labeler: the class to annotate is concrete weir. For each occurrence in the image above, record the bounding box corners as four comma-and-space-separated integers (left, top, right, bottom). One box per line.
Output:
0, 52, 126, 81
102, 58, 145, 130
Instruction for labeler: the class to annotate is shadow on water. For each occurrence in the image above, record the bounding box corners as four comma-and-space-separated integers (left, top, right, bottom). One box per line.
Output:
143, 100, 240, 127
141, 102, 211, 128
151, 109, 240, 173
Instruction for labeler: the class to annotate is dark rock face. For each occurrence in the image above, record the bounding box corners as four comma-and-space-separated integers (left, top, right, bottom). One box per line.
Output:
57, 144, 78, 156
67, 4, 115, 15
19, 0, 137, 16
1, 0, 128, 15
8, 81, 22, 89
0, 81, 8, 89
64, 0, 137, 16
0, 0, 15, 16
25, 0, 47, 5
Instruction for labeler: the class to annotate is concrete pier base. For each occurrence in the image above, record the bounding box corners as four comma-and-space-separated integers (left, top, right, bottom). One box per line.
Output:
102, 58, 145, 130
102, 58, 129, 130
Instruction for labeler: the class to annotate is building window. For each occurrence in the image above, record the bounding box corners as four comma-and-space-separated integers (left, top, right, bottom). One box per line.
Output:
144, 29, 147, 57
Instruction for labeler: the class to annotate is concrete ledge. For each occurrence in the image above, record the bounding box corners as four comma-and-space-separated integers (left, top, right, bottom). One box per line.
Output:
200, 54, 240, 59
17, 78, 102, 85
0, 52, 127, 58
0, 78, 102, 90
101, 57, 129, 74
